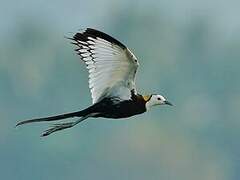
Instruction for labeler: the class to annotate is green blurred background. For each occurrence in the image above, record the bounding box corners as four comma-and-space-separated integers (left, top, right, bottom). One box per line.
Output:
1, 0, 240, 179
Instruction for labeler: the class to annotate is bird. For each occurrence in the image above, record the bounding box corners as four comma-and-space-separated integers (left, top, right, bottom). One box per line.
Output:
16, 28, 172, 137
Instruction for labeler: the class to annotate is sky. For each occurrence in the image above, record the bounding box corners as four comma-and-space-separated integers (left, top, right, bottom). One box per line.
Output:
0, 0, 240, 180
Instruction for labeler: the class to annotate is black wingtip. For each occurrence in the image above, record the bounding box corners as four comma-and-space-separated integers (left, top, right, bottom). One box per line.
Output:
70, 28, 126, 49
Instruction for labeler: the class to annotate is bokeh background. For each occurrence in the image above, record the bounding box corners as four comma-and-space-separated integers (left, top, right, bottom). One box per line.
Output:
1, 0, 240, 179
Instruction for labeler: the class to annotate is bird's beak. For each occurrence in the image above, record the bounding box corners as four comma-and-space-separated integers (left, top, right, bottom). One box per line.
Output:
164, 100, 173, 106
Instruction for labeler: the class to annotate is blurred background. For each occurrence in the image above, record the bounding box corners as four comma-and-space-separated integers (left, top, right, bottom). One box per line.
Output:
1, 0, 240, 179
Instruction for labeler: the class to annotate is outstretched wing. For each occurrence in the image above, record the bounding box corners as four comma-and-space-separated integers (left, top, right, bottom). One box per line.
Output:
69, 28, 139, 104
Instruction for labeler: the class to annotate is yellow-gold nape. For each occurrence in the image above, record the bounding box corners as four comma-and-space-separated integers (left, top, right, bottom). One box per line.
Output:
143, 95, 152, 102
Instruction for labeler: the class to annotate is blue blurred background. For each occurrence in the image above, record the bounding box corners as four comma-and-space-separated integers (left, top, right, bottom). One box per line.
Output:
1, 0, 240, 179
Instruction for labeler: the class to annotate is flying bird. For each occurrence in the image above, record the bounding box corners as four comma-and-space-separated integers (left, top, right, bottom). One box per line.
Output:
16, 28, 172, 136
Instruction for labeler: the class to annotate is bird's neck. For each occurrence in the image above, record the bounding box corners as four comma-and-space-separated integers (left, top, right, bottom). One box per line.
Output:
142, 95, 153, 111
142, 95, 151, 102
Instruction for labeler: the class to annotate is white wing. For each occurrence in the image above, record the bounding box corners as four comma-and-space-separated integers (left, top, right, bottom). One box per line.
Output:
70, 28, 139, 104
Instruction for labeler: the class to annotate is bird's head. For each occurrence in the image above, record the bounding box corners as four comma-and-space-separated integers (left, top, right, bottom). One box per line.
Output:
143, 94, 173, 110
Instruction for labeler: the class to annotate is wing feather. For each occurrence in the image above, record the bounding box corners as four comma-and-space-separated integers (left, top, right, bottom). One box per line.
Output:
69, 28, 139, 104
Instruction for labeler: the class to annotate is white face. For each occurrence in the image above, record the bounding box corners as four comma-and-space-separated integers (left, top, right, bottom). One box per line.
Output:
145, 94, 172, 110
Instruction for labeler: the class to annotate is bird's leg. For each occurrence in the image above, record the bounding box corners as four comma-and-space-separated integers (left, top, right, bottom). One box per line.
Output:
41, 122, 76, 137
41, 115, 93, 137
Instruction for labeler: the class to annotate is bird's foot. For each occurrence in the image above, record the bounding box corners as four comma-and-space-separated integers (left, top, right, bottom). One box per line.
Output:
41, 122, 76, 137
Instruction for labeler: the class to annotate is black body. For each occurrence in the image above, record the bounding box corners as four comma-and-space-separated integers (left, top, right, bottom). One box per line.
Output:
84, 95, 146, 119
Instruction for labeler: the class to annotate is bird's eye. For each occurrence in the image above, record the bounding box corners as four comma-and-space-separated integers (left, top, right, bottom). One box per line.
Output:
157, 97, 161, 100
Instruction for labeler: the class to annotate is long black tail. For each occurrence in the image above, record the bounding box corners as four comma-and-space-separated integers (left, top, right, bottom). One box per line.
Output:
16, 110, 86, 127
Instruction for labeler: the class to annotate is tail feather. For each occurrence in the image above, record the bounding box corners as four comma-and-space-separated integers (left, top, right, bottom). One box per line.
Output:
16, 110, 85, 127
